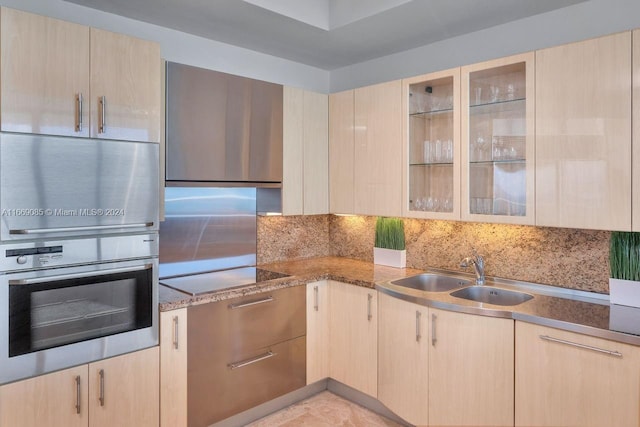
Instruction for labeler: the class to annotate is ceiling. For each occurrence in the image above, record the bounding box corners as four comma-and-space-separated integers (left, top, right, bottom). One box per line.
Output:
63, 0, 586, 70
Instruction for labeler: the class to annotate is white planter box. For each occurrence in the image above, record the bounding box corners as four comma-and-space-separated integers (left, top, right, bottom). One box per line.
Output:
373, 247, 406, 268
609, 278, 640, 308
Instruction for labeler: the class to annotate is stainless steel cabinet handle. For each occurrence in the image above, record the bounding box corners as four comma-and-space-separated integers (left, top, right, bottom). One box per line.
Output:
539, 335, 623, 358
10, 222, 155, 235
9, 264, 152, 285
228, 351, 275, 370
75, 93, 83, 132
228, 296, 273, 309
367, 293, 373, 321
431, 313, 437, 346
75, 375, 81, 414
98, 369, 105, 407
99, 96, 106, 133
173, 316, 180, 350
416, 311, 422, 342
313, 286, 319, 311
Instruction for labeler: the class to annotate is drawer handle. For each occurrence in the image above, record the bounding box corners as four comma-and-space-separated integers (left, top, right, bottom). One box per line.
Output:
228, 351, 276, 370
539, 335, 623, 358
416, 310, 422, 342
228, 296, 274, 309
98, 96, 106, 134
367, 293, 373, 321
75, 93, 83, 132
431, 313, 437, 346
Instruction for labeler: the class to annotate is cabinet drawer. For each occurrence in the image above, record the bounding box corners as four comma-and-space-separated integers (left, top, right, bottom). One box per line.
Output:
188, 286, 305, 359
188, 335, 306, 426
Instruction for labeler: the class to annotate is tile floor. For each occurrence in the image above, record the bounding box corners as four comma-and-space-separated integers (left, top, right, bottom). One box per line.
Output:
245, 391, 403, 427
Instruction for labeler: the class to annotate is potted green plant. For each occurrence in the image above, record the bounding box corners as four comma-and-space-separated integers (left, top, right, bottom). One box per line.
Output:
609, 231, 640, 308
374, 217, 406, 268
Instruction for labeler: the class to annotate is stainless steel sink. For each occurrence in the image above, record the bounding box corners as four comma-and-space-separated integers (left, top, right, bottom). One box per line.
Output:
450, 286, 533, 306
391, 273, 471, 292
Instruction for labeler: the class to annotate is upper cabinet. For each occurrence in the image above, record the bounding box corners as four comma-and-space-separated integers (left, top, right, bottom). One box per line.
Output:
536, 32, 632, 231
633, 30, 640, 231
402, 68, 461, 220
0, 7, 161, 142
89, 28, 161, 142
329, 90, 355, 214
461, 52, 535, 225
354, 80, 403, 217
282, 87, 329, 215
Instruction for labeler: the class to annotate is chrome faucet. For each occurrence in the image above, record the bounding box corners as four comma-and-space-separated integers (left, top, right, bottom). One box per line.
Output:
460, 251, 486, 286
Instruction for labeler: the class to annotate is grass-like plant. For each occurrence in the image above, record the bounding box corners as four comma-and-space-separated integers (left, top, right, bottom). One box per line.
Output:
374, 217, 406, 251
610, 231, 640, 281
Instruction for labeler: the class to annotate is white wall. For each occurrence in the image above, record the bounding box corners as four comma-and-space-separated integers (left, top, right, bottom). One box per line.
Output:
0, 0, 330, 93
330, 0, 640, 92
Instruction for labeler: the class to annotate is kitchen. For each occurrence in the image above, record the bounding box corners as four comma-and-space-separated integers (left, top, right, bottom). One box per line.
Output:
1, 0, 640, 426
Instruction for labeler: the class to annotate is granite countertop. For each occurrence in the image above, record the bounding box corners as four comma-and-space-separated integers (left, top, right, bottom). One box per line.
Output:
159, 256, 640, 346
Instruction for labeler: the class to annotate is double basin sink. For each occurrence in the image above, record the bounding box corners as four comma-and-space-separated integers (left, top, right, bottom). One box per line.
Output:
391, 273, 533, 306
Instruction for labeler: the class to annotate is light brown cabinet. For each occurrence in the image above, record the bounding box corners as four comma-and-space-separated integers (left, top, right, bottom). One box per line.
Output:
378, 292, 429, 426
461, 52, 535, 225
354, 80, 403, 217
329, 280, 377, 397
536, 31, 632, 231
329, 89, 355, 214
160, 309, 187, 427
515, 321, 640, 427
429, 308, 514, 426
633, 30, 640, 231
0, 347, 159, 427
306, 281, 330, 384
283, 87, 329, 215
402, 68, 461, 220
0, 7, 161, 142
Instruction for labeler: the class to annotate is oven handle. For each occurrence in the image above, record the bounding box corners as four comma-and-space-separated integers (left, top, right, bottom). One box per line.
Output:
9, 222, 155, 235
8, 264, 153, 285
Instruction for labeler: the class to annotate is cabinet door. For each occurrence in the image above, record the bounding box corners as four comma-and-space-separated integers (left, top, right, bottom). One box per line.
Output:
160, 309, 187, 427
461, 52, 535, 225
90, 28, 161, 142
306, 281, 330, 384
329, 90, 355, 214
633, 30, 640, 231
329, 281, 377, 397
89, 347, 159, 427
516, 321, 640, 427
429, 308, 514, 426
1, 7, 90, 137
536, 32, 632, 231
403, 68, 461, 220
378, 292, 428, 426
282, 88, 329, 215
354, 80, 403, 217
0, 365, 88, 427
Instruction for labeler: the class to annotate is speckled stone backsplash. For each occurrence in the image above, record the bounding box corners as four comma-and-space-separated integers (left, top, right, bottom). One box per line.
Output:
257, 215, 330, 264
330, 215, 611, 294
258, 214, 611, 294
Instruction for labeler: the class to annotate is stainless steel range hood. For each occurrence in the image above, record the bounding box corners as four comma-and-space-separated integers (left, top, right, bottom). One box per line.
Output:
165, 61, 283, 187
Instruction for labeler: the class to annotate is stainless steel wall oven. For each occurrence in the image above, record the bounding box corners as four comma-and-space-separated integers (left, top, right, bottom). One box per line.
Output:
0, 132, 160, 385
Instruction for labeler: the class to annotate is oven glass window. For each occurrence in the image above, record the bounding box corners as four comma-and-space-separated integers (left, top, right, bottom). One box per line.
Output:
9, 267, 152, 357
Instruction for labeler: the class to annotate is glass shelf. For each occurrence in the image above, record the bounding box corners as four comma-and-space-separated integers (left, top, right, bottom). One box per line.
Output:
470, 97, 525, 109
410, 162, 454, 166
469, 159, 526, 165
410, 107, 454, 117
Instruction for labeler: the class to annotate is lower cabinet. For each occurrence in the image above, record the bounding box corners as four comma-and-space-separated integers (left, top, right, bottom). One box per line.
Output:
329, 280, 378, 397
306, 281, 330, 384
160, 308, 188, 427
515, 321, 640, 427
429, 308, 514, 427
0, 347, 159, 427
378, 292, 429, 426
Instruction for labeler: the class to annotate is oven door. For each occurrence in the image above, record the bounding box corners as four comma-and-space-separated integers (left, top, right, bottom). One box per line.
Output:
0, 259, 158, 384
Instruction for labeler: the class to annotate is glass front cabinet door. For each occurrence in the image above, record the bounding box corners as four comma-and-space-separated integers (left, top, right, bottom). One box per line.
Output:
403, 69, 460, 219
461, 53, 535, 224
